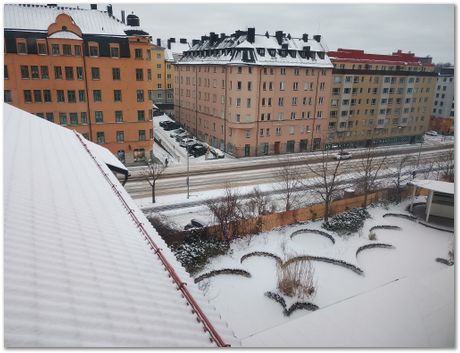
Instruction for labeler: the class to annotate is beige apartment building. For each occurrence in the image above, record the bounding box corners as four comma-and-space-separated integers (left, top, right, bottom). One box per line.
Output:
326, 49, 436, 148
174, 29, 333, 157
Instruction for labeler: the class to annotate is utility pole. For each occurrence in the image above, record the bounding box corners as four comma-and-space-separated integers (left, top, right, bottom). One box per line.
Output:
186, 144, 190, 199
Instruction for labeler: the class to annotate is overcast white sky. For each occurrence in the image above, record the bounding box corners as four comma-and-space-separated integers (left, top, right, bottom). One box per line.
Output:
88, 2, 454, 63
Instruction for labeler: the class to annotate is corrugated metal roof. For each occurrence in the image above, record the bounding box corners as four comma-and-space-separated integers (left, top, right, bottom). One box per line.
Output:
4, 4, 146, 36
4, 104, 237, 347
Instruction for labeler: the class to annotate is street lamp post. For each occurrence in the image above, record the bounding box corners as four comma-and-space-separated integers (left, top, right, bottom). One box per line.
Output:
186, 144, 190, 199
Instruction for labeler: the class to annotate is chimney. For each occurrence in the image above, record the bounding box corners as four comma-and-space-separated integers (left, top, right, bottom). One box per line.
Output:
169, 37, 176, 43
156, 38, 161, 46
167, 40, 171, 50
90, 4, 97, 10
265, 31, 269, 38
247, 27, 255, 43
220, 33, 226, 39
282, 43, 288, 49
47, 4, 58, 7
107, 4, 112, 16
192, 39, 200, 46
275, 30, 283, 45
180, 38, 187, 44
302, 33, 308, 42
121, 10, 125, 24
313, 34, 321, 42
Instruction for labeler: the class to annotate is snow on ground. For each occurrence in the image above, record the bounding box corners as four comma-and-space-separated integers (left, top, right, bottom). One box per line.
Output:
192, 198, 453, 342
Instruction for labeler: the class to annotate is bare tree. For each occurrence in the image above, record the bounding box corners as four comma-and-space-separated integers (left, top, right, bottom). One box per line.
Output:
355, 144, 387, 208
391, 155, 413, 202
436, 149, 454, 182
142, 159, 167, 203
206, 185, 244, 242
275, 157, 302, 211
245, 186, 271, 217
304, 149, 345, 223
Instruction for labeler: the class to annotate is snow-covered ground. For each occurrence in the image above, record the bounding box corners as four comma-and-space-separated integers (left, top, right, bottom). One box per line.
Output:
192, 198, 454, 343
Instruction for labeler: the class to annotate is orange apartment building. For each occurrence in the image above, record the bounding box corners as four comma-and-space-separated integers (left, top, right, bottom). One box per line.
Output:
174, 29, 333, 157
326, 49, 437, 148
4, 4, 154, 163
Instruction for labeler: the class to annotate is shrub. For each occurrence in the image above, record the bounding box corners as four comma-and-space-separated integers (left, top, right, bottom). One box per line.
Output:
368, 232, 377, 240
277, 258, 315, 299
323, 207, 370, 235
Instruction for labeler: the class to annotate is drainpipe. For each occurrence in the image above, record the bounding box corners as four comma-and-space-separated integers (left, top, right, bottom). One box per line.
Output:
254, 66, 262, 156
223, 65, 228, 152
310, 68, 320, 151
82, 42, 93, 141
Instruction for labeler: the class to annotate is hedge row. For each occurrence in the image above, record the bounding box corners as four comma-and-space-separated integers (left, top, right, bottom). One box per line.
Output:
369, 225, 402, 232
264, 291, 319, 316
240, 251, 283, 266
283, 255, 364, 275
356, 243, 395, 257
194, 269, 251, 283
290, 229, 336, 244
383, 213, 417, 221
435, 258, 454, 266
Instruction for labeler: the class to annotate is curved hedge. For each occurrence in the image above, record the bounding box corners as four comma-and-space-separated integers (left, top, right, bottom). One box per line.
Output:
290, 229, 335, 244
369, 225, 402, 232
240, 251, 283, 266
356, 243, 395, 258
283, 255, 364, 275
436, 257, 454, 266
264, 291, 318, 316
383, 213, 417, 221
194, 269, 251, 283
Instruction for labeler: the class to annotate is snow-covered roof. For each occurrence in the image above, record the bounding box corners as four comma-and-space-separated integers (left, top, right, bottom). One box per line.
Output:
84, 138, 127, 173
4, 104, 236, 347
178, 31, 333, 68
48, 31, 82, 40
164, 48, 175, 61
4, 4, 146, 36
242, 267, 454, 347
410, 179, 454, 195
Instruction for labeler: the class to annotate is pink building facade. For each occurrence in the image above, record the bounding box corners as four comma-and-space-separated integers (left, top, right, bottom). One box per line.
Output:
174, 29, 333, 157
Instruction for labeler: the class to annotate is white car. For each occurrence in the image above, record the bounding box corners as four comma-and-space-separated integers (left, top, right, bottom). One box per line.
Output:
179, 138, 196, 148
335, 151, 352, 160
425, 130, 438, 136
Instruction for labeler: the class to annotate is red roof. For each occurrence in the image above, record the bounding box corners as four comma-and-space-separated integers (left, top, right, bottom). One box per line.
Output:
328, 48, 432, 66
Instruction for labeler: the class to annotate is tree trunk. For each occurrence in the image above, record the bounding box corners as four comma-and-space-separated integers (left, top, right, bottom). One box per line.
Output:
363, 189, 368, 209
152, 181, 156, 203
324, 198, 330, 222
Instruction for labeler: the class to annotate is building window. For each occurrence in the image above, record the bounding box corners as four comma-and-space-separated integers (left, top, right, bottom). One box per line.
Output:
65, 67, 74, 80
116, 131, 124, 143
89, 44, 99, 57
93, 90, 102, 102
115, 110, 123, 122
91, 67, 100, 80
78, 90, 86, 102
139, 130, 146, 141
54, 66, 62, 79
57, 90, 65, 102
280, 68, 286, 75
31, 90, 41, 102
31, 66, 39, 79
46, 112, 54, 122
147, 69, 152, 80
63, 44, 72, 56
80, 112, 87, 124
135, 48, 143, 59
76, 67, 83, 80
69, 112, 78, 125
67, 90, 76, 103
96, 132, 105, 144
95, 111, 103, 123
17, 39, 27, 54
114, 90, 122, 102
112, 68, 121, 80
4, 90, 12, 103
110, 45, 120, 58
137, 90, 144, 102
136, 68, 144, 81
40, 66, 49, 79
51, 44, 60, 55
59, 113, 67, 125
74, 45, 81, 56
20, 65, 29, 79
43, 90, 52, 102
23, 90, 32, 103
37, 41, 47, 55
137, 110, 145, 121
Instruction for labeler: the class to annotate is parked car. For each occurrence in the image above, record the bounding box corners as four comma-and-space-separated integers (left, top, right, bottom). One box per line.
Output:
180, 138, 197, 148
170, 128, 185, 138
189, 145, 208, 157
162, 122, 180, 131
159, 120, 171, 127
184, 219, 205, 230
153, 110, 164, 117
175, 133, 192, 142
335, 151, 352, 160
425, 130, 438, 136
209, 147, 225, 159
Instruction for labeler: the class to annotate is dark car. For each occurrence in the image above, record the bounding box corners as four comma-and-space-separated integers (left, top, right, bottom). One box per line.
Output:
159, 120, 172, 127
162, 122, 180, 131
190, 145, 208, 157
153, 110, 164, 117
184, 219, 205, 230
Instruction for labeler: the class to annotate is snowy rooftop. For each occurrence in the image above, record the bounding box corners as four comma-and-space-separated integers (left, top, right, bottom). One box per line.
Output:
178, 30, 333, 68
410, 179, 454, 195
4, 104, 236, 347
4, 4, 146, 36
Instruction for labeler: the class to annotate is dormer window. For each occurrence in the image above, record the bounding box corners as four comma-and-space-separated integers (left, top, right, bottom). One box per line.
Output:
257, 48, 265, 56
268, 49, 276, 57
289, 50, 296, 58
299, 51, 306, 58
16, 39, 27, 54
278, 49, 287, 57
317, 52, 325, 60
37, 40, 47, 55
110, 44, 120, 58
89, 43, 99, 57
